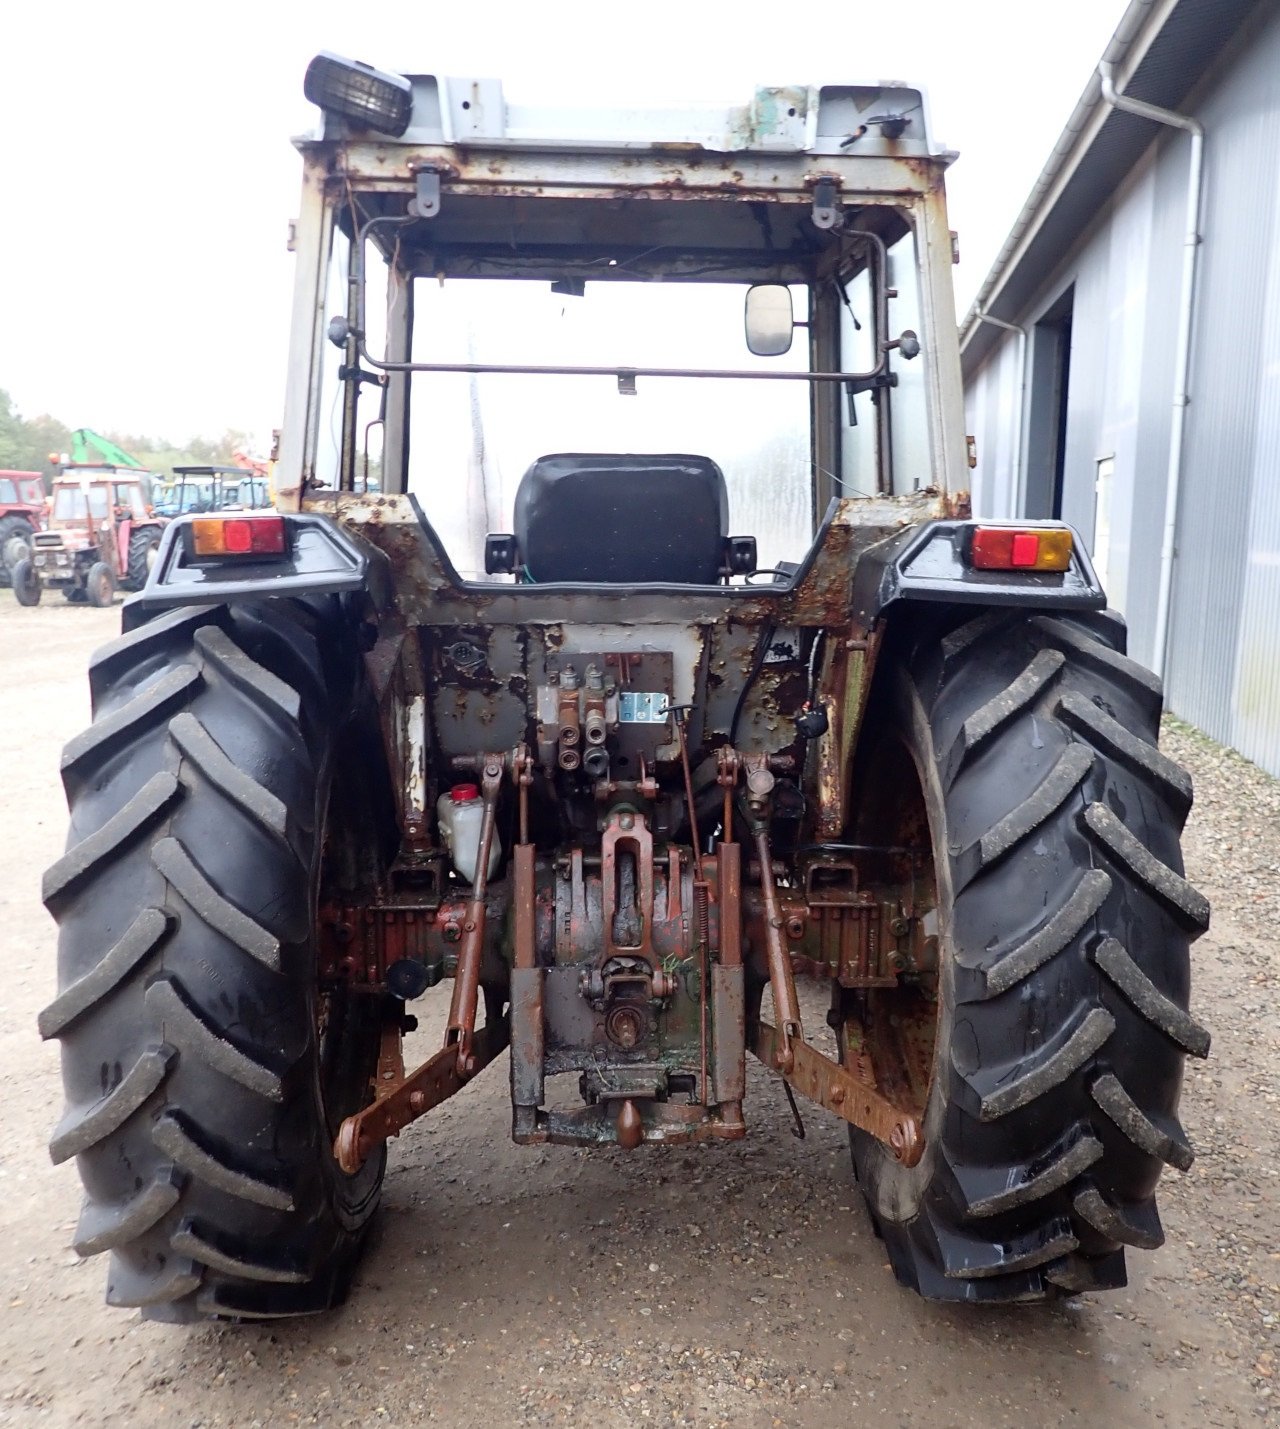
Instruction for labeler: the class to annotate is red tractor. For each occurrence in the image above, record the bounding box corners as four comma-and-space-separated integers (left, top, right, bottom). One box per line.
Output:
0, 469, 47, 588
13, 467, 166, 606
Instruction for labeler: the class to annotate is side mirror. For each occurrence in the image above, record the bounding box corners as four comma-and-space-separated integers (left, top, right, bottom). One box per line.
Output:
744, 284, 794, 357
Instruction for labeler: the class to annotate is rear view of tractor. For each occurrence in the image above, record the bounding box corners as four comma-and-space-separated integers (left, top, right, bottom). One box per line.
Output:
40, 58, 1209, 1321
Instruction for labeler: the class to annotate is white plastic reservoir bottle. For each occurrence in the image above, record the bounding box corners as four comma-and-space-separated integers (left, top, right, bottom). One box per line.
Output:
436, 783, 502, 884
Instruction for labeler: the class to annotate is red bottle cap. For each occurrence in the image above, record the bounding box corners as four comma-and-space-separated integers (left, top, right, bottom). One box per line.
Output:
449, 783, 479, 803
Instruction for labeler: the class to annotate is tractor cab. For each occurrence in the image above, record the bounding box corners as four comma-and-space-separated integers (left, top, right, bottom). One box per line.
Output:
153, 465, 273, 518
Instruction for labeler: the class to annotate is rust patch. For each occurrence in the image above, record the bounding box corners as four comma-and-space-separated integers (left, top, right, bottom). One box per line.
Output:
944, 488, 973, 520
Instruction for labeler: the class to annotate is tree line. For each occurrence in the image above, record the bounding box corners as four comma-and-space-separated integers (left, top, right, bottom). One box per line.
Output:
0, 389, 258, 488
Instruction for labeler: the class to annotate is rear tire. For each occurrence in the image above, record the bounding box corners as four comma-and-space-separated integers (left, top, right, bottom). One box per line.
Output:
12, 557, 40, 606
126, 528, 162, 590
848, 609, 1209, 1302
0, 515, 35, 586
40, 600, 387, 1320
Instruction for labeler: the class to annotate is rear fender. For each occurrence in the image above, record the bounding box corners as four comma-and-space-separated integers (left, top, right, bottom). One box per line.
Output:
124, 512, 390, 622
853, 519, 1105, 622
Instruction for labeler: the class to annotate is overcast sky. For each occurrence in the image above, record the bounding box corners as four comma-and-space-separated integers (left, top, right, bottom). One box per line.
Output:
2, 0, 1127, 447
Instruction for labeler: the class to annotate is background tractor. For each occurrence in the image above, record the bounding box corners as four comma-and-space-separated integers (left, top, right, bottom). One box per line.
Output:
16, 467, 166, 606
151, 465, 274, 519
41, 58, 1209, 1322
0, 469, 47, 587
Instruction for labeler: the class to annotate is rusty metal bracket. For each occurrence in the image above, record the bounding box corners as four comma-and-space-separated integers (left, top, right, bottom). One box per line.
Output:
334, 1018, 510, 1174
750, 1020, 923, 1167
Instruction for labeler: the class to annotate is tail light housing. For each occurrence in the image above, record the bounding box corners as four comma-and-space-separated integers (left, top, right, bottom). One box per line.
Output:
967, 526, 1073, 572
188, 516, 287, 560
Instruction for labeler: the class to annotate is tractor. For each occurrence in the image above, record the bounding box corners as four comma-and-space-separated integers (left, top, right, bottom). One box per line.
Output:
0, 469, 47, 587
15, 466, 166, 606
151, 465, 275, 519
40, 57, 1209, 1322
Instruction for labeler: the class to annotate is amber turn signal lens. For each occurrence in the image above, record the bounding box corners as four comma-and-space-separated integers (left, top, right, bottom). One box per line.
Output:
969, 526, 1072, 572
190, 516, 287, 559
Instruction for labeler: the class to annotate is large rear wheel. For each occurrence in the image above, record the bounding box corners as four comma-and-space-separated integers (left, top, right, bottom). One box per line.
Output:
0, 515, 35, 587
845, 609, 1209, 1301
40, 600, 389, 1320
126, 527, 162, 590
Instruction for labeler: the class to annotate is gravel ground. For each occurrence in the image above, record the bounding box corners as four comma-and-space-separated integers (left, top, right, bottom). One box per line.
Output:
0, 595, 1274, 1427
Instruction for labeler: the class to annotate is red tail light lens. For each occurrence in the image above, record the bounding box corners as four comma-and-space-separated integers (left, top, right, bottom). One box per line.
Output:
968, 526, 1073, 572
190, 516, 287, 559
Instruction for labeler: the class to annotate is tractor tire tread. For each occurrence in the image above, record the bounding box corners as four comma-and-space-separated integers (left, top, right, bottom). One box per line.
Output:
850, 609, 1206, 1303
965, 1007, 1115, 1121
42, 770, 183, 911
1090, 1072, 1195, 1171
151, 836, 282, 971
49, 1044, 176, 1164
192, 625, 302, 728
38, 907, 172, 1040
171, 1221, 309, 1284
1056, 688, 1193, 818
45, 600, 383, 1321
1072, 1185, 1165, 1250
152, 1112, 295, 1210
1082, 804, 1210, 931
943, 647, 1065, 788
975, 869, 1111, 997
73, 1167, 187, 1256
168, 712, 291, 842
144, 975, 285, 1100
1091, 935, 1211, 1055
60, 667, 202, 792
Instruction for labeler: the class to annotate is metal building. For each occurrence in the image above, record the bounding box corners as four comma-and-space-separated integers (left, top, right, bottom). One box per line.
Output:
961, 0, 1280, 776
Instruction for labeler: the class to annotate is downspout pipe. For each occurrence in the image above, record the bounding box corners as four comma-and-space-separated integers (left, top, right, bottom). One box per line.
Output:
975, 311, 1028, 515
1098, 58, 1204, 682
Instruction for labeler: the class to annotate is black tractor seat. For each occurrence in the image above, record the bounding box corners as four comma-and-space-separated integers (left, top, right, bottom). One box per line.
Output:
485, 453, 756, 584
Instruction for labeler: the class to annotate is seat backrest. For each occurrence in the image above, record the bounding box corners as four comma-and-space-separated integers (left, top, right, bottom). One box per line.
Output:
513, 453, 728, 584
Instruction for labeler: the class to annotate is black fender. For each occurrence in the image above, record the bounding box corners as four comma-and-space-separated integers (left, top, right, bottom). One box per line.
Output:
852, 519, 1106, 624
124, 512, 391, 628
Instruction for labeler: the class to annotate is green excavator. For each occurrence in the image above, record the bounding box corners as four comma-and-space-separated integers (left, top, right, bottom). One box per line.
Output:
63, 429, 147, 470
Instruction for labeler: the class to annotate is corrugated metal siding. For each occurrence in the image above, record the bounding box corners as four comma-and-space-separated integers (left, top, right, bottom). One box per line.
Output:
960, 1, 1280, 776
1127, 138, 1187, 665
1166, 6, 1280, 757
1070, 160, 1156, 620
965, 337, 1021, 517
1217, 42, 1280, 774
1059, 256, 1109, 547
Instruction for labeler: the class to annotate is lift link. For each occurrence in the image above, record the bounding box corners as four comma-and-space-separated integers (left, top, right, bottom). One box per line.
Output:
725, 748, 923, 1166
333, 753, 508, 1174
443, 755, 504, 1075
740, 757, 803, 1072
333, 1022, 510, 1174
751, 1021, 923, 1167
